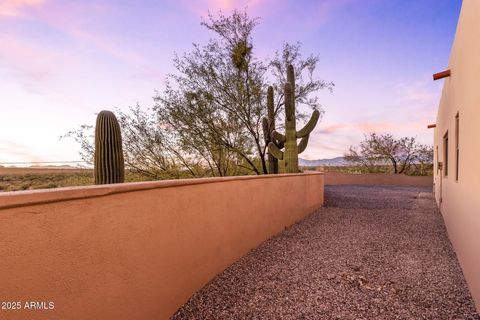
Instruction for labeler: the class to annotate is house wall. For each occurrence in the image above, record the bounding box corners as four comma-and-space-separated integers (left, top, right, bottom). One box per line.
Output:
433, 0, 480, 310
0, 173, 324, 320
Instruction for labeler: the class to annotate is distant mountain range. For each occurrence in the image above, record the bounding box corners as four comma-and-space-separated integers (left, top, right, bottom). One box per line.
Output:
299, 157, 346, 167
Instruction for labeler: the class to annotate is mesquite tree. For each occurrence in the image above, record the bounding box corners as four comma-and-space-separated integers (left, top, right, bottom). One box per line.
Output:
345, 133, 434, 174
155, 10, 332, 175
64, 10, 333, 178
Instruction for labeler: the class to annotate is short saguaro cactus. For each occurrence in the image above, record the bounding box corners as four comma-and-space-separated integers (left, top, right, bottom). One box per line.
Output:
94, 110, 125, 184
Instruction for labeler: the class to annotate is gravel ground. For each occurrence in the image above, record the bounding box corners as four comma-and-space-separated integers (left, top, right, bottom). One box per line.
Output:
172, 185, 480, 320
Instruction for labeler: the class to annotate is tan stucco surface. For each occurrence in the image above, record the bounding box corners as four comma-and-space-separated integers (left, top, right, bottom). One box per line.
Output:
324, 171, 432, 187
0, 173, 323, 320
433, 0, 480, 310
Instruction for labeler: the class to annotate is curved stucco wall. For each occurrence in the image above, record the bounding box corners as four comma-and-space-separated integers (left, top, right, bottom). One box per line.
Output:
0, 173, 323, 320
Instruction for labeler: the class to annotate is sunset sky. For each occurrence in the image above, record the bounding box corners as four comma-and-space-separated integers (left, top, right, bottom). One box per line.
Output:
0, 0, 462, 164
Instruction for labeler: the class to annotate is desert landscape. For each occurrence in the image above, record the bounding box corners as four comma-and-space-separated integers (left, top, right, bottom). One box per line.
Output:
0, 167, 151, 192
1, 0, 479, 319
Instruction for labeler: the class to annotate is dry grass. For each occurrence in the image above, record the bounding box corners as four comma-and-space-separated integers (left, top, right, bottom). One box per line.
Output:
0, 167, 150, 192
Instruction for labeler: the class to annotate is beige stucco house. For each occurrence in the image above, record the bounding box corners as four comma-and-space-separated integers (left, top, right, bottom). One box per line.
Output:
433, 0, 480, 310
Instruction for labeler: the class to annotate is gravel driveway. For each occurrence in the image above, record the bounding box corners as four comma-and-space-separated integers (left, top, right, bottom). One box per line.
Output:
172, 185, 479, 319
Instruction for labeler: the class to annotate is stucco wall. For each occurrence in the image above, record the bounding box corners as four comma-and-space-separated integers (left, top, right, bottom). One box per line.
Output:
433, 0, 480, 310
0, 173, 324, 320
324, 171, 432, 187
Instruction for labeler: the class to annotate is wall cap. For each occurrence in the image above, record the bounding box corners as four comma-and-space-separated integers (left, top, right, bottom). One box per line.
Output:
0, 172, 323, 210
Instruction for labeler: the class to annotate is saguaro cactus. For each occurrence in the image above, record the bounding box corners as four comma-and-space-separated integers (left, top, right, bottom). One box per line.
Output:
94, 110, 125, 184
262, 86, 283, 174
268, 65, 320, 173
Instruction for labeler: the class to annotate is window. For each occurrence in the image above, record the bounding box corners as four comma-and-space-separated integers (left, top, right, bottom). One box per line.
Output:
455, 113, 460, 181
443, 132, 449, 177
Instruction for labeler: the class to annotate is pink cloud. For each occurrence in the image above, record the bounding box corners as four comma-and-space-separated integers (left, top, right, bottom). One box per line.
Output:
315, 120, 429, 136
0, 1, 162, 91
170, 0, 287, 17
396, 79, 441, 108
0, 0, 46, 17
70, 29, 147, 65
304, 118, 433, 158
356, 120, 429, 134
31, 2, 143, 63
2, 1, 143, 66
0, 139, 45, 162
392, 78, 442, 124
303, 133, 354, 159
301, 0, 357, 30
0, 34, 61, 93
356, 121, 398, 133
178, 0, 354, 30
317, 123, 349, 134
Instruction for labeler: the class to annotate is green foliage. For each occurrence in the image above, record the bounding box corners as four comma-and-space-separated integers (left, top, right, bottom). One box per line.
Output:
94, 110, 125, 184
231, 40, 252, 71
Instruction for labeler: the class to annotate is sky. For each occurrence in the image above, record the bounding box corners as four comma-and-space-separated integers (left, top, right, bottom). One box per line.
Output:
0, 0, 462, 164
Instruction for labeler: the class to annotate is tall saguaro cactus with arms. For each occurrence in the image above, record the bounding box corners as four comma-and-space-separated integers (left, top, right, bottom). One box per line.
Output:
94, 110, 125, 184
268, 65, 320, 173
